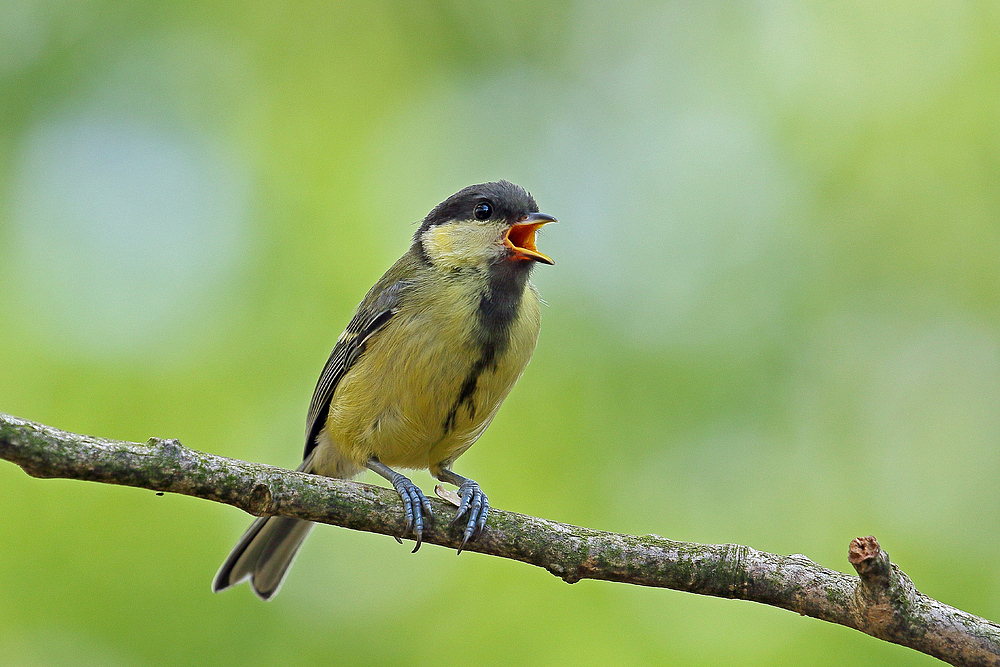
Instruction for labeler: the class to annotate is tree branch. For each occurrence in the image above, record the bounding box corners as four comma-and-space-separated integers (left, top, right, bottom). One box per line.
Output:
2, 411, 997, 666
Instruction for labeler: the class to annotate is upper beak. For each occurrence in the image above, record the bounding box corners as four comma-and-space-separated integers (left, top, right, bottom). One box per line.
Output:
505, 212, 557, 265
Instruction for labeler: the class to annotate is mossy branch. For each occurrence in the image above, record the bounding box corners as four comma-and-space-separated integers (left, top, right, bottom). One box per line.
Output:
2, 411, 998, 666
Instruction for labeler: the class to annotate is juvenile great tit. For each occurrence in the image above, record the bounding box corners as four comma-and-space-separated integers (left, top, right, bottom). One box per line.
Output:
212, 180, 556, 599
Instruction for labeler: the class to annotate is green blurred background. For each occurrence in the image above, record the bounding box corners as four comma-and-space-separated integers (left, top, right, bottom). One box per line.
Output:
1, 1, 998, 665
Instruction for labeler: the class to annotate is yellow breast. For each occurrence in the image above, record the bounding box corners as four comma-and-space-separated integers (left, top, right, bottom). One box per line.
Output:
319, 272, 541, 476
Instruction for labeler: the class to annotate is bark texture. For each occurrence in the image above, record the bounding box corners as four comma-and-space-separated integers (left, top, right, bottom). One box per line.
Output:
2, 411, 998, 665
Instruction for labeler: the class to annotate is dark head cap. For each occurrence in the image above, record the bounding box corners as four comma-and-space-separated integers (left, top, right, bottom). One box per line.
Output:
416, 180, 539, 236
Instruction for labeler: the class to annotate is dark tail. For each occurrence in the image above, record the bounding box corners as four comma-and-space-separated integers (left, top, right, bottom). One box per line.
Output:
213, 453, 318, 600
212, 515, 314, 600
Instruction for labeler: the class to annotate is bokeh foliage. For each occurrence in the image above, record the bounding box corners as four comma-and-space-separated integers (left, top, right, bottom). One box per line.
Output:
2, 1, 999, 665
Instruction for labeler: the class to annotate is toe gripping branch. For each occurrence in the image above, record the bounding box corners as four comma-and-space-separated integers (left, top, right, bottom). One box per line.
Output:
366, 459, 433, 552
436, 469, 490, 553
366, 460, 490, 553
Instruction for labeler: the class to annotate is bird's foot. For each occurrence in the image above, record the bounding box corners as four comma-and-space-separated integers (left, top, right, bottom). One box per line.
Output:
367, 458, 433, 552
390, 473, 433, 553
451, 479, 489, 554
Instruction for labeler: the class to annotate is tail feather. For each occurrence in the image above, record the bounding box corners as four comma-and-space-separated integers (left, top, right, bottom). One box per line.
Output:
212, 515, 314, 600
214, 451, 321, 599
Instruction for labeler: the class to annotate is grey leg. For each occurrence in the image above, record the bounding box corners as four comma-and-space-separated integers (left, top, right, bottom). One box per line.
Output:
436, 468, 489, 553
366, 458, 433, 552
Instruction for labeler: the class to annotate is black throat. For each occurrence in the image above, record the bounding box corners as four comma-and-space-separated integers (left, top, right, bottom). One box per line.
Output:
476, 259, 532, 351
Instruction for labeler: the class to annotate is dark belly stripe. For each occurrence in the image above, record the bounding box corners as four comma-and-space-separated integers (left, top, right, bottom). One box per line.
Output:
441, 260, 531, 434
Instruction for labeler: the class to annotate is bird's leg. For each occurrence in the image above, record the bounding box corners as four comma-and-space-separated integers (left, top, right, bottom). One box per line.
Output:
435, 468, 489, 553
366, 458, 433, 553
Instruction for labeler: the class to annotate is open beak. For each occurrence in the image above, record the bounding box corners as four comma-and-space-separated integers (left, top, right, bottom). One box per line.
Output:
505, 212, 557, 265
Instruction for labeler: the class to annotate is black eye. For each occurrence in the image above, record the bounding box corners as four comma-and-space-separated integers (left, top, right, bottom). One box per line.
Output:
473, 201, 492, 220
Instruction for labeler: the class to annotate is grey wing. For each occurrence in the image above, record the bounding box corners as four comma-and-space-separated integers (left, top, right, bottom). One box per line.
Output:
302, 280, 410, 460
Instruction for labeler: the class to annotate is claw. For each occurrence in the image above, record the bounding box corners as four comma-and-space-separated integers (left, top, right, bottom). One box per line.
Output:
366, 458, 434, 552
392, 475, 431, 552
450, 480, 489, 554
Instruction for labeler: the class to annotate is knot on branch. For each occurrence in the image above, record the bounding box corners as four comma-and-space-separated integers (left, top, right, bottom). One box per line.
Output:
848, 536, 923, 641
248, 483, 274, 516
849, 535, 892, 589
148, 437, 183, 455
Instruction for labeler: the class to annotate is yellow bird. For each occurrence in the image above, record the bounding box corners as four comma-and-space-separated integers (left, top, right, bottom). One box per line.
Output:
213, 180, 556, 599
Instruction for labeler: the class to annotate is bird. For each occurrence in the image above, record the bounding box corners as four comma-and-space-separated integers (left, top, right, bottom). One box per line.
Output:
212, 180, 556, 599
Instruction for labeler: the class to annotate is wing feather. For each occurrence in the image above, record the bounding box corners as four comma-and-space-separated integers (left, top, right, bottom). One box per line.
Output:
302, 279, 410, 459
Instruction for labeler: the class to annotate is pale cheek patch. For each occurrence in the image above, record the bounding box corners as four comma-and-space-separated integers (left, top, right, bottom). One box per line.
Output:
421, 222, 504, 269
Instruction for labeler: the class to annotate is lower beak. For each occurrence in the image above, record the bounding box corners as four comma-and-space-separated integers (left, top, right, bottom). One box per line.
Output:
505, 212, 557, 265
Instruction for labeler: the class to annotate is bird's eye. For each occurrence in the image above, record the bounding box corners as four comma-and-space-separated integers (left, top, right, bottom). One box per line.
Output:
473, 202, 492, 220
